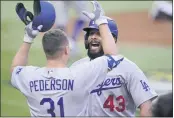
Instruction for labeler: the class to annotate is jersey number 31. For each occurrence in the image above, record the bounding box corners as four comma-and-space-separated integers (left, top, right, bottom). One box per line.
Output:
40, 97, 64, 117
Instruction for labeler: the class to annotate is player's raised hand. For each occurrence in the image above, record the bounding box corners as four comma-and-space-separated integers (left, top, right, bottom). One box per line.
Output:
82, 1, 107, 26
24, 22, 43, 43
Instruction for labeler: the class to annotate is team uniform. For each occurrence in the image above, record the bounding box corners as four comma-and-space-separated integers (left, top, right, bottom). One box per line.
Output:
71, 55, 158, 116
11, 55, 122, 117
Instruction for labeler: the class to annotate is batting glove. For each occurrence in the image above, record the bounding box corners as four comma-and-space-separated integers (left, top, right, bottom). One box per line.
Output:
23, 22, 43, 43
82, 1, 107, 26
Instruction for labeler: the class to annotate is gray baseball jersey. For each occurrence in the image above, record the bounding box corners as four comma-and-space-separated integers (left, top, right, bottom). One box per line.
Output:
71, 55, 157, 117
11, 55, 122, 117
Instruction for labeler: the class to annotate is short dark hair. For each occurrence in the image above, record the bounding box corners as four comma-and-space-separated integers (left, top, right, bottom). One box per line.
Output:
42, 29, 68, 58
152, 91, 173, 117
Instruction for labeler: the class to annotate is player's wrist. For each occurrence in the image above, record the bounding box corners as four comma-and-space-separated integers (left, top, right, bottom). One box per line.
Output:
23, 22, 42, 44
23, 35, 33, 44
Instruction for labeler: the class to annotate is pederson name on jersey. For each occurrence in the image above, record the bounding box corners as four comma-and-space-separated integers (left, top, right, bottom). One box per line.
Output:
29, 78, 74, 92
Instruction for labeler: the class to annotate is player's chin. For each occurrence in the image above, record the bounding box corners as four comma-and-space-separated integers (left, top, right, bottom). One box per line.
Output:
88, 47, 104, 59
89, 45, 101, 53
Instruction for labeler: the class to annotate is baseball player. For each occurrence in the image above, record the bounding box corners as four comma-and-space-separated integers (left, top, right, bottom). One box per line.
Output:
50, 1, 90, 43
71, 3, 158, 117
10, 1, 122, 117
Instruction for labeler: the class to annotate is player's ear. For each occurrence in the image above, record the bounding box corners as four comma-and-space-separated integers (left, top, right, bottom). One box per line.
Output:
65, 46, 70, 55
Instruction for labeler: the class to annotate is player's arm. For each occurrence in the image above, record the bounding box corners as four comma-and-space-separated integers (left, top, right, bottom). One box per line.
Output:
83, 1, 117, 55
10, 22, 42, 90
71, 55, 123, 91
139, 100, 153, 116
127, 66, 158, 117
10, 22, 42, 74
11, 43, 31, 73
98, 24, 117, 55
141, 91, 172, 117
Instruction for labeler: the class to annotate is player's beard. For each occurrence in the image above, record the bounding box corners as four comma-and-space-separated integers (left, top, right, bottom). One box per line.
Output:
87, 46, 104, 60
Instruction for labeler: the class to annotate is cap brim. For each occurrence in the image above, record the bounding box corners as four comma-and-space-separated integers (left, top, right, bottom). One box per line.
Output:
83, 26, 99, 32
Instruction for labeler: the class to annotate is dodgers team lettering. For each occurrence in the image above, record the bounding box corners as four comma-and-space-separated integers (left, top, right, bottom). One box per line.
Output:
90, 75, 125, 96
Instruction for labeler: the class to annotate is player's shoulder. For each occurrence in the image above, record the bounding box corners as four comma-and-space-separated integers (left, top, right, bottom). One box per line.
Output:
13, 65, 40, 73
122, 56, 137, 67
12, 66, 42, 83
24, 65, 41, 72
75, 56, 90, 63
113, 54, 141, 72
15, 66, 42, 76
71, 56, 90, 67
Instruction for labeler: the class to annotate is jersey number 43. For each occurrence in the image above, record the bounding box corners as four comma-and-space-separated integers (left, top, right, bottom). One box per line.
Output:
103, 95, 125, 112
40, 97, 64, 117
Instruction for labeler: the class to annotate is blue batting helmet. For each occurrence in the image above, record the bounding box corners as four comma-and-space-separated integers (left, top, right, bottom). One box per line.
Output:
83, 16, 118, 49
32, 1, 55, 32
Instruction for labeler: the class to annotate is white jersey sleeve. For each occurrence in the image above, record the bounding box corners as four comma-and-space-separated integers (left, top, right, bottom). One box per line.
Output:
11, 66, 39, 94
70, 55, 123, 91
127, 66, 158, 108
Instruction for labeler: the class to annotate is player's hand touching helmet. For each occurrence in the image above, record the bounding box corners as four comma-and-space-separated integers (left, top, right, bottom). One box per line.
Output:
82, 1, 108, 26
23, 22, 43, 43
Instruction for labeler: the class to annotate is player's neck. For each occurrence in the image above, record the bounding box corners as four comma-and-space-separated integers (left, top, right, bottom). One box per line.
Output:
46, 59, 67, 68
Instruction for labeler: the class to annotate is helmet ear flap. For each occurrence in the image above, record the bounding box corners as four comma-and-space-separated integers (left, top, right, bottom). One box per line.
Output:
84, 33, 89, 49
